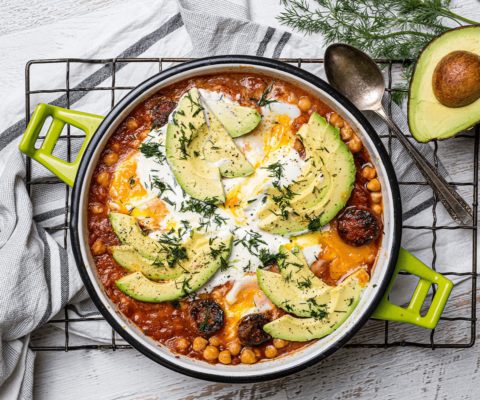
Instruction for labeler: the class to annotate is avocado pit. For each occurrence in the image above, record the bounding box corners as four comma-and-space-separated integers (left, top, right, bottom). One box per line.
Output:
432, 50, 480, 108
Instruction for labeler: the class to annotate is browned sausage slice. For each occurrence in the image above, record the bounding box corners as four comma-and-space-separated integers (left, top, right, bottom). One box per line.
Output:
347, 183, 370, 208
337, 206, 383, 247
237, 314, 271, 346
151, 99, 177, 128
190, 300, 224, 334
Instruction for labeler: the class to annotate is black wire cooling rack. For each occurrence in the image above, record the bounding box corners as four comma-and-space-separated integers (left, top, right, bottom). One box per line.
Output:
25, 57, 478, 352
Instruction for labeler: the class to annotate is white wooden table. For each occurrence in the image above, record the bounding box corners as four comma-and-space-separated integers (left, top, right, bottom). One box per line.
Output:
2, 0, 480, 398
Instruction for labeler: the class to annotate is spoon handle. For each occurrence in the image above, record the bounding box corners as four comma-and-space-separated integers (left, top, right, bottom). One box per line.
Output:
374, 106, 473, 225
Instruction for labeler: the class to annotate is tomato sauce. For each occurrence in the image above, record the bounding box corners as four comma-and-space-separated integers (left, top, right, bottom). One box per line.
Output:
87, 73, 383, 365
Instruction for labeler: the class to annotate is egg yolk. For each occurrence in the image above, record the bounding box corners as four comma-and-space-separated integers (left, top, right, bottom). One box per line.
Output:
317, 222, 377, 283
109, 153, 169, 228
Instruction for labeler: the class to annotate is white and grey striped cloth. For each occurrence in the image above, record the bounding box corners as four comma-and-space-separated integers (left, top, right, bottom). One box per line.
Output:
0, 0, 472, 398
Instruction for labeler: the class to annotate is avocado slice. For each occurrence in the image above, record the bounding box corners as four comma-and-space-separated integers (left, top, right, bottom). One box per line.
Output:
205, 101, 261, 138
263, 269, 367, 341
408, 26, 480, 142
165, 89, 225, 204
115, 235, 233, 303
110, 213, 169, 261
257, 246, 337, 317
203, 111, 254, 178
257, 113, 355, 235
112, 246, 183, 280
111, 232, 210, 280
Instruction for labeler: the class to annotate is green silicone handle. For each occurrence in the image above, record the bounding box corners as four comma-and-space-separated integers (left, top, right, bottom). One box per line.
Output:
19, 104, 104, 187
372, 247, 453, 329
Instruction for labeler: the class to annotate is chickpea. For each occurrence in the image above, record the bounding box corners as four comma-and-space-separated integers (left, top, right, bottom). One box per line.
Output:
103, 153, 119, 166
366, 178, 381, 192
240, 348, 257, 364
298, 97, 312, 112
371, 192, 382, 204
132, 139, 140, 148
92, 240, 106, 256
288, 92, 298, 104
126, 118, 138, 130
203, 345, 219, 361
209, 336, 221, 347
253, 348, 262, 359
273, 339, 289, 349
218, 350, 232, 365
347, 134, 362, 153
265, 345, 278, 358
140, 129, 149, 141
91, 204, 105, 215
340, 124, 354, 141
175, 338, 190, 351
362, 166, 376, 180
293, 138, 305, 155
228, 342, 242, 356
96, 172, 110, 188
372, 204, 382, 215
329, 113, 344, 128
192, 337, 208, 352
111, 143, 120, 152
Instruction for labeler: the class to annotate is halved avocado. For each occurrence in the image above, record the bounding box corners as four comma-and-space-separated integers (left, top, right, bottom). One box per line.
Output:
111, 232, 209, 280
205, 101, 261, 138
257, 113, 355, 235
165, 89, 225, 204
408, 26, 480, 142
203, 111, 254, 177
257, 246, 337, 317
263, 269, 368, 341
115, 235, 233, 303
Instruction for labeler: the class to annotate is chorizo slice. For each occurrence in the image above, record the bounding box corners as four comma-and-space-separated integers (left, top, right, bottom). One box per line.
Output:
347, 183, 370, 208
190, 300, 224, 334
151, 99, 177, 128
337, 206, 383, 247
237, 314, 271, 346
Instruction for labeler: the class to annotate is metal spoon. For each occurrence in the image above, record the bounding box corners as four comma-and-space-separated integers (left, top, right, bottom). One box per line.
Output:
324, 43, 473, 225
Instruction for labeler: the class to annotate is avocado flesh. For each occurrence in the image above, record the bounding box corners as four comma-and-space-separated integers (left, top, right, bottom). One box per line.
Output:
111, 232, 209, 280
115, 235, 233, 303
203, 111, 254, 178
258, 113, 355, 235
408, 26, 480, 142
110, 213, 169, 261
206, 101, 261, 138
263, 270, 367, 341
257, 247, 337, 317
165, 89, 225, 204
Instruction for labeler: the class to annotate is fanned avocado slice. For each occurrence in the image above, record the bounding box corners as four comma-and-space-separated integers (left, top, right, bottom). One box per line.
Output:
115, 235, 233, 303
258, 113, 355, 236
205, 101, 261, 138
203, 111, 254, 178
110, 213, 168, 261
257, 246, 337, 317
263, 269, 368, 341
111, 232, 210, 280
165, 89, 225, 204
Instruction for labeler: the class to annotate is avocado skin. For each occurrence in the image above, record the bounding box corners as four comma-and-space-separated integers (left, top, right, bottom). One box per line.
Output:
408, 25, 480, 143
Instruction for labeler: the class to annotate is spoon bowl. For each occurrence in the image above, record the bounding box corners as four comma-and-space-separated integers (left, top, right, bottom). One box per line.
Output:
324, 43, 473, 225
325, 44, 385, 110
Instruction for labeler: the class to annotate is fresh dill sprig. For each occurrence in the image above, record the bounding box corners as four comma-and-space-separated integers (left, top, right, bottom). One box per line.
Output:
277, 0, 479, 104
257, 81, 279, 108
139, 139, 167, 164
